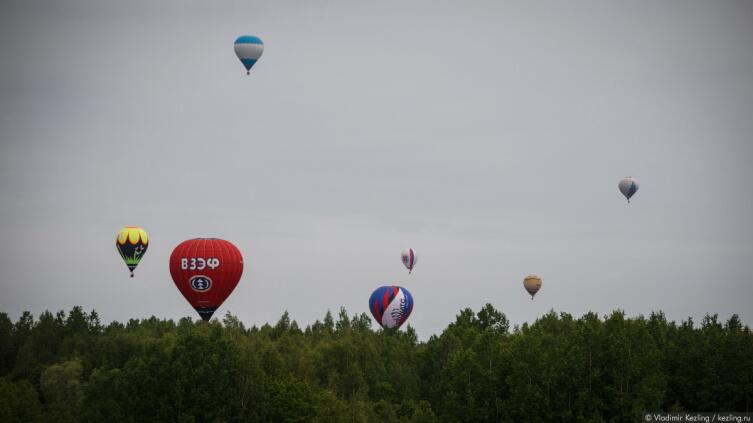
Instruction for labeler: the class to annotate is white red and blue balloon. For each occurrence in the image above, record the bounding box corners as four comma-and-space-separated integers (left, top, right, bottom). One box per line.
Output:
401, 248, 417, 274
369, 286, 414, 329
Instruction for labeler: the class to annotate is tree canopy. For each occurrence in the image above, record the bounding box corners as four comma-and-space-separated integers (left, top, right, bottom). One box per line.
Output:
0, 305, 751, 422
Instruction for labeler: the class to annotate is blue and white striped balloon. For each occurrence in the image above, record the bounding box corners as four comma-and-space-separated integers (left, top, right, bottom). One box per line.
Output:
234, 35, 264, 75
618, 177, 639, 203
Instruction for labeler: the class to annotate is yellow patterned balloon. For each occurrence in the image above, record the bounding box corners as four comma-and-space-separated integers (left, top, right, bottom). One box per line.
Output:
116, 227, 149, 277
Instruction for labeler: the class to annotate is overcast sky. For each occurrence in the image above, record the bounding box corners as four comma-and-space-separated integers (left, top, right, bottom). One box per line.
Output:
1, 0, 752, 338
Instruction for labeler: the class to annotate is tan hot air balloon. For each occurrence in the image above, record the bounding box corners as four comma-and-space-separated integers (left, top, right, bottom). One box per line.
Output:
523, 275, 542, 300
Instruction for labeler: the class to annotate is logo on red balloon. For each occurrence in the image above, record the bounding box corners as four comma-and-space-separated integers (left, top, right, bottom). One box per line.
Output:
190, 275, 212, 292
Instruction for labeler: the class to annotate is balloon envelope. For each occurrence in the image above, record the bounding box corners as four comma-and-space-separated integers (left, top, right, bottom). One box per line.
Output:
401, 248, 417, 273
115, 226, 148, 277
369, 285, 414, 329
169, 238, 244, 321
234, 35, 264, 74
618, 177, 639, 202
523, 275, 542, 299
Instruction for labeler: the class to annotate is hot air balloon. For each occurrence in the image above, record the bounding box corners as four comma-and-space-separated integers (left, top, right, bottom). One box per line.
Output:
369, 285, 414, 329
115, 226, 148, 277
234, 35, 264, 75
169, 238, 244, 321
401, 248, 417, 274
618, 177, 639, 203
523, 275, 542, 300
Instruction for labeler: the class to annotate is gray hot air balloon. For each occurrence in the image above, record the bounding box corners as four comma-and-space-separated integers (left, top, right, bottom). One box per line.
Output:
618, 177, 639, 203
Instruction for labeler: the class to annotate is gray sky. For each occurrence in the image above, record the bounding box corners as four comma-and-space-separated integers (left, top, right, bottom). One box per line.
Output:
1, 0, 752, 338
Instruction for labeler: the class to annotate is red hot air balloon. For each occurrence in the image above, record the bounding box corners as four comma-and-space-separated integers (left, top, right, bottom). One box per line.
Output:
169, 238, 244, 321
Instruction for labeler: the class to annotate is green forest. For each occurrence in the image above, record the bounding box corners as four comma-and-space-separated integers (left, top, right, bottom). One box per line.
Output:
1, 305, 751, 422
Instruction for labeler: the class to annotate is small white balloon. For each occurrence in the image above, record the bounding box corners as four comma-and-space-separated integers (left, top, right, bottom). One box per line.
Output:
401, 248, 417, 274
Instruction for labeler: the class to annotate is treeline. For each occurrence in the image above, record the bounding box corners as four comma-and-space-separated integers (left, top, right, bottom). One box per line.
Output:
0, 306, 752, 422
